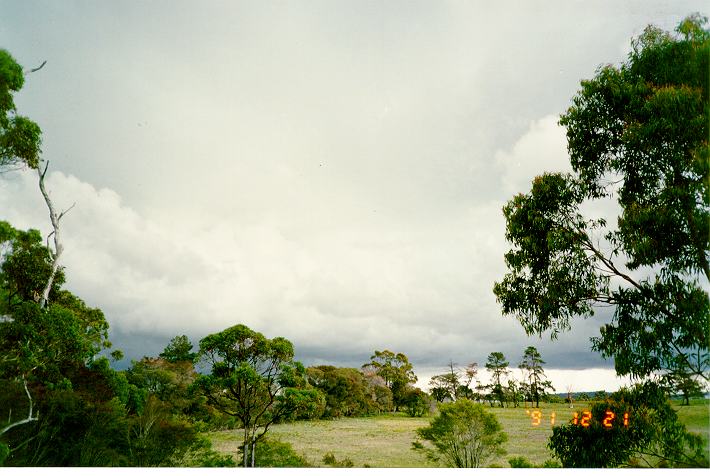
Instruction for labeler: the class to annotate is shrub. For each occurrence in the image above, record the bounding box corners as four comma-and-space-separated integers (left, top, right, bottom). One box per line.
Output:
549, 382, 708, 468
250, 439, 309, 467
508, 456, 534, 468
403, 387, 430, 417
413, 399, 507, 467
322, 452, 354, 467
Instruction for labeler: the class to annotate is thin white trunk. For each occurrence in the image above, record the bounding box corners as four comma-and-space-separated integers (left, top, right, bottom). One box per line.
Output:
0, 376, 38, 435
36, 163, 73, 309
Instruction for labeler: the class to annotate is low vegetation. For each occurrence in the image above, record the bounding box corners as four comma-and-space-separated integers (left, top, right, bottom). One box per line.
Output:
209, 400, 709, 467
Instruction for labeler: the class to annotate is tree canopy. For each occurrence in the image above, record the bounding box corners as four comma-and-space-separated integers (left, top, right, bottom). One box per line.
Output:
518, 346, 554, 407
493, 14, 709, 384
485, 352, 509, 407
413, 399, 507, 468
362, 349, 417, 411
0, 49, 41, 170
193, 324, 318, 467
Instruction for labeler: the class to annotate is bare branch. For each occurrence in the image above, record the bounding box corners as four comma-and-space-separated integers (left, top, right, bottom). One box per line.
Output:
57, 202, 76, 221
24, 60, 47, 75
0, 377, 38, 436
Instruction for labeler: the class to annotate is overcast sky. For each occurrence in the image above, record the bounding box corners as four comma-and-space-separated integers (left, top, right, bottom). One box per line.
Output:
1, 1, 706, 391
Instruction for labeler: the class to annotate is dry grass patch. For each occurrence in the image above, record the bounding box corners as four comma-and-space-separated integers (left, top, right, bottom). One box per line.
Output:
209, 400, 709, 468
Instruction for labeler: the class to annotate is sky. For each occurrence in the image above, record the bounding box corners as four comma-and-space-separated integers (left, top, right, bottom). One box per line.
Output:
0, 1, 706, 391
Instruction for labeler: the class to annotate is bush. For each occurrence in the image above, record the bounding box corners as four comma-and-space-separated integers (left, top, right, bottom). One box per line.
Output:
403, 387, 430, 417
413, 399, 507, 467
322, 452, 354, 467
508, 456, 534, 468
549, 382, 708, 468
251, 439, 310, 467
508, 456, 561, 468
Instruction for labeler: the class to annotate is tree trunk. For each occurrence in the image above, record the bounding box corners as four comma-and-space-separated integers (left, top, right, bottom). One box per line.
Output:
243, 428, 249, 468
36, 163, 73, 309
0, 377, 37, 435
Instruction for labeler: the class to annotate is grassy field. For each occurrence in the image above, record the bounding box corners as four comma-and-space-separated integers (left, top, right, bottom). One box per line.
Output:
209, 400, 710, 468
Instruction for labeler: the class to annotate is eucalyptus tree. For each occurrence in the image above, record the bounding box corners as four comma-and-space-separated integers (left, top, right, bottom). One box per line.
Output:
194, 324, 319, 467
362, 349, 417, 411
484, 352, 509, 407
0, 49, 73, 442
0, 49, 69, 310
518, 346, 555, 408
493, 15, 709, 385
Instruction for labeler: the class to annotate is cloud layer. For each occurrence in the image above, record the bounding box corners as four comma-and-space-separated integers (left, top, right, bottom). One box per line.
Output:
2, 1, 706, 391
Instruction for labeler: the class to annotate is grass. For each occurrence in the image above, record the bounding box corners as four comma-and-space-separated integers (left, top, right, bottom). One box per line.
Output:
209, 400, 710, 468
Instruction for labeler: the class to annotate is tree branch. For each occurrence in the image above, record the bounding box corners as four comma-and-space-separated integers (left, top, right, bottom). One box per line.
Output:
0, 377, 38, 436
24, 60, 47, 75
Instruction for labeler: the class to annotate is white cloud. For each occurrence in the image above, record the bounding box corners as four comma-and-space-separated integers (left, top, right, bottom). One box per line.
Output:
495, 115, 571, 196
0, 167, 606, 376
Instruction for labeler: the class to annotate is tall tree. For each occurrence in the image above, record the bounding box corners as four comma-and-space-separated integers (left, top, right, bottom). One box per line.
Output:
0, 49, 69, 310
194, 324, 317, 467
159, 335, 197, 363
484, 352, 509, 407
493, 15, 709, 385
429, 361, 461, 402
518, 346, 555, 408
362, 349, 417, 411
429, 361, 478, 402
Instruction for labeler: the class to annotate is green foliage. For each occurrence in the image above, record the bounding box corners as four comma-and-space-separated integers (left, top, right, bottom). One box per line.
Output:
543, 394, 563, 404
493, 15, 709, 383
194, 324, 314, 467
413, 399, 507, 468
508, 456, 534, 468
1, 300, 108, 385
519, 346, 555, 407
593, 390, 608, 401
0, 222, 65, 306
402, 387, 430, 417
0, 222, 111, 389
276, 387, 326, 422
4, 388, 130, 466
428, 361, 478, 402
548, 382, 708, 468
306, 366, 386, 417
159, 335, 197, 363
0, 49, 42, 169
0, 442, 8, 466
662, 372, 705, 405
125, 356, 199, 414
322, 451, 354, 467
363, 350, 417, 410
243, 439, 310, 467
485, 352, 509, 407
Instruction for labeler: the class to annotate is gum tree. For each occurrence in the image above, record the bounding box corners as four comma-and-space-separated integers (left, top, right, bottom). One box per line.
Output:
493, 15, 709, 385
518, 346, 555, 408
362, 349, 417, 411
194, 324, 318, 467
484, 352, 509, 407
